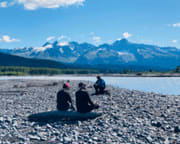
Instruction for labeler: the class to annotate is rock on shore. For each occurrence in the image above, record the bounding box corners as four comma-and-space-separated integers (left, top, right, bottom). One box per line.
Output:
0, 79, 179, 144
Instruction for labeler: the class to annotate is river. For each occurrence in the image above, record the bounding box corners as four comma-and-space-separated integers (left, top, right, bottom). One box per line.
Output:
0, 76, 180, 95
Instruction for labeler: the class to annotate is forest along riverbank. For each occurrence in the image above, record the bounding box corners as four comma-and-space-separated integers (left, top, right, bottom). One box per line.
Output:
0, 79, 179, 143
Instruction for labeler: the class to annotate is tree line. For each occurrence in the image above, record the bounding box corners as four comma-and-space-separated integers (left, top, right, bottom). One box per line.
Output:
0, 66, 99, 76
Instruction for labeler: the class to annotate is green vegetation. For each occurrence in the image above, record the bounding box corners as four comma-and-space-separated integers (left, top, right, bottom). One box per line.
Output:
0, 66, 178, 76
173, 66, 180, 73
0, 66, 150, 76
0, 66, 100, 76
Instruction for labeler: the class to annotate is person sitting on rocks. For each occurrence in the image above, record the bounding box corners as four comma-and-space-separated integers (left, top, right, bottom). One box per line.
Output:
76, 82, 99, 113
94, 76, 106, 95
56, 83, 75, 111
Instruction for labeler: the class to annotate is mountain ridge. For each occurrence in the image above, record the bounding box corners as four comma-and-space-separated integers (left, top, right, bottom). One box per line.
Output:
0, 39, 180, 71
0, 52, 66, 69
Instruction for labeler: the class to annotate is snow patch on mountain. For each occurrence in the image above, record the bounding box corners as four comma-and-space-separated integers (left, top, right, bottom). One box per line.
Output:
1, 39, 180, 70
97, 48, 105, 51
33, 44, 53, 52
69, 46, 74, 51
118, 51, 129, 55
59, 48, 64, 54
57, 42, 69, 47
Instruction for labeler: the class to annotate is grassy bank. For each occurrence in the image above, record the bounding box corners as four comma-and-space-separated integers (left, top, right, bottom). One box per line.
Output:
0, 66, 100, 76
0, 66, 179, 76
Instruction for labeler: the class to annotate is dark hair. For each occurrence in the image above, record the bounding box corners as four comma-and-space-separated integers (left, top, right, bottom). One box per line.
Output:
97, 76, 101, 79
79, 82, 86, 88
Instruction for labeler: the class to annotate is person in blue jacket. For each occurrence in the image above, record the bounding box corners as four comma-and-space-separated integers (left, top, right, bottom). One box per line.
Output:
94, 76, 106, 94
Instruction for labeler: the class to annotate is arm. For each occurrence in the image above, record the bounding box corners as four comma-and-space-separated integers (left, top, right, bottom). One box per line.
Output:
67, 94, 75, 110
56, 91, 60, 103
94, 80, 99, 86
86, 92, 94, 106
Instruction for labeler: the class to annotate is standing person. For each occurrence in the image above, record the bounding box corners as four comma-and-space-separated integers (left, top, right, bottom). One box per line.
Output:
56, 83, 75, 111
94, 76, 106, 94
76, 82, 99, 113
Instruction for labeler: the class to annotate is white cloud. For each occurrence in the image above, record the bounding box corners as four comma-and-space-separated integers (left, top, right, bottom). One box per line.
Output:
0, 35, 20, 43
172, 23, 180, 28
90, 32, 95, 35
3, 0, 85, 10
58, 35, 71, 42
58, 35, 66, 41
172, 40, 177, 43
107, 40, 113, 44
0, 1, 7, 8
123, 32, 132, 39
92, 36, 101, 44
46, 36, 55, 41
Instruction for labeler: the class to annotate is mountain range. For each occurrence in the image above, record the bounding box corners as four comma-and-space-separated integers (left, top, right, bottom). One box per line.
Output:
1, 39, 180, 71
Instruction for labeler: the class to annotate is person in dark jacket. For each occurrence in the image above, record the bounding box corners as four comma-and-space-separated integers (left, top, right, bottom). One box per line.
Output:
94, 76, 106, 94
56, 83, 74, 111
76, 82, 99, 113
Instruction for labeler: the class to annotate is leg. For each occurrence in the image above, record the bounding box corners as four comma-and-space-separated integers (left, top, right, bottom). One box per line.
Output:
99, 87, 105, 94
78, 105, 94, 113
94, 84, 100, 94
57, 104, 69, 111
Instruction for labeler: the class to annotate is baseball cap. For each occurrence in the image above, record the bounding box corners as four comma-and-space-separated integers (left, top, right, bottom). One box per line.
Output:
63, 83, 70, 89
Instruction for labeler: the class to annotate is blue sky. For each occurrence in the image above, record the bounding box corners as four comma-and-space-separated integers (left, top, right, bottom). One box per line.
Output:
0, 0, 180, 49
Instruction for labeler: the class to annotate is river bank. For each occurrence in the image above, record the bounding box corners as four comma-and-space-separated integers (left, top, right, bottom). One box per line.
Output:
2, 73, 180, 77
0, 79, 179, 143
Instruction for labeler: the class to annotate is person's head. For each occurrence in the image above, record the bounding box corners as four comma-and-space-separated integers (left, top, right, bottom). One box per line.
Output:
96, 76, 101, 80
78, 82, 86, 90
63, 83, 70, 90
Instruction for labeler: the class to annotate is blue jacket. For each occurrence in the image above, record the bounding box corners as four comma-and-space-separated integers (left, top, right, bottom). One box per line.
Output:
95, 78, 106, 88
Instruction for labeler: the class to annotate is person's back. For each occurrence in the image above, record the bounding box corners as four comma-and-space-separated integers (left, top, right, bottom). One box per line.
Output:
56, 83, 74, 111
57, 90, 71, 111
76, 90, 93, 113
96, 78, 105, 88
76, 82, 99, 113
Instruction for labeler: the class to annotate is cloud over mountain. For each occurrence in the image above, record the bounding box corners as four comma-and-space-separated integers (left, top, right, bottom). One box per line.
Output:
46, 36, 55, 42
123, 32, 132, 39
0, 1, 8, 8
92, 36, 101, 44
172, 23, 180, 28
1, 0, 85, 10
172, 40, 177, 43
0, 35, 20, 43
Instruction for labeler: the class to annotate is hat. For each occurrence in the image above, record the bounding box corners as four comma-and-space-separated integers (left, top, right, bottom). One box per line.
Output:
63, 83, 70, 89
78, 82, 86, 88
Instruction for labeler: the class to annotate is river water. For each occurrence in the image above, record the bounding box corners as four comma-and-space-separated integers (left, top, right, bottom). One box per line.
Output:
0, 76, 180, 95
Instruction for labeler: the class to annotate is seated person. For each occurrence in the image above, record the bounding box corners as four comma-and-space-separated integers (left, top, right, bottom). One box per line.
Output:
56, 83, 75, 111
76, 82, 99, 113
94, 76, 106, 94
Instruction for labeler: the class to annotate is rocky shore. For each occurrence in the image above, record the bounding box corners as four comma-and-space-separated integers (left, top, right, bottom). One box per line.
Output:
0, 79, 179, 144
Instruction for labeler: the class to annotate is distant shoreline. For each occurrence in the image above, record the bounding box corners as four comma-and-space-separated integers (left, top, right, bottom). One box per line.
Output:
1, 73, 180, 77
0, 66, 180, 77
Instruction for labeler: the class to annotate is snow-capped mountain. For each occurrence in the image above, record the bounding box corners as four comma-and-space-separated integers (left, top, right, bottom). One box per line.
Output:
1, 39, 180, 70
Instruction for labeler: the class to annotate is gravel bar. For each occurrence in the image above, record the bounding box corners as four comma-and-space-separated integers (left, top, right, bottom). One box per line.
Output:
0, 79, 179, 144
